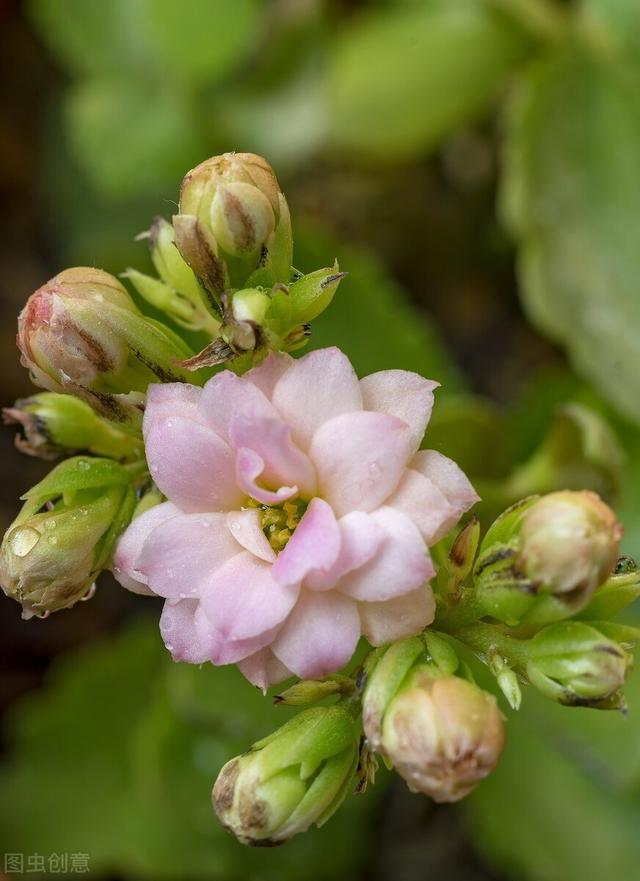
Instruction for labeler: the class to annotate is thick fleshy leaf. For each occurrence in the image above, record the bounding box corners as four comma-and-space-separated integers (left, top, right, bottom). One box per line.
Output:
137, 512, 240, 599
159, 598, 216, 664
272, 498, 341, 587
310, 411, 412, 517
112, 501, 181, 594
200, 552, 299, 650
235, 447, 298, 504
338, 506, 433, 602
387, 468, 457, 544
272, 590, 360, 679
230, 413, 316, 498
359, 586, 435, 646
306, 510, 385, 591
244, 351, 293, 398
360, 369, 438, 453
226, 509, 275, 563
145, 415, 243, 512
237, 647, 293, 692
272, 347, 363, 450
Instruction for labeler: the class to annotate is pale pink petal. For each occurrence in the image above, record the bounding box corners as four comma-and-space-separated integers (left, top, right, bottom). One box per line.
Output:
226, 509, 276, 563
199, 370, 276, 441
359, 586, 436, 646
200, 551, 299, 648
411, 449, 479, 540
272, 498, 340, 587
112, 501, 180, 594
145, 415, 244, 513
160, 599, 216, 664
230, 414, 316, 498
338, 506, 434, 602
145, 382, 204, 425
245, 351, 293, 399
236, 447, 298, 505
360, 370, 439, 453
387, 468, 458, 544
137, 512, 240, 599
310, 411, 413, 517
306, 511, 385, 591
272, 347, 362, 450
208, 628, 282, 666
272, 590, 360, 679
237, 647, 293, 692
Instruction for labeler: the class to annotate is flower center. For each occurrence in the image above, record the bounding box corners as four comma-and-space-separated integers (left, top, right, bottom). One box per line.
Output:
249, 498, 308, 552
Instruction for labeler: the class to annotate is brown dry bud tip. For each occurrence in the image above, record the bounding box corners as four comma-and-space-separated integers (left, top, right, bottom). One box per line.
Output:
475, 491, 622, 626
380, 671, 505, 802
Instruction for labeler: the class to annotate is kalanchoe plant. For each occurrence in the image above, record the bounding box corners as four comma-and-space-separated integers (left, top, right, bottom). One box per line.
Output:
1, 150, 639, 849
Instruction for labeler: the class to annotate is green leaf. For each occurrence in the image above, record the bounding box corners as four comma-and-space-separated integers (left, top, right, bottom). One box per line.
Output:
65, 79, 205, 200
0, 619, 379, 880
22, 456, 132, 501
502, 41, 640, 423
328, 0, 531, 160
465, 669, 640, 881
295, 223, 465, 392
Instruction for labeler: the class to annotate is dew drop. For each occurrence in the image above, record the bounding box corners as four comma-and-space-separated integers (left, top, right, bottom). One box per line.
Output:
78, 460, 90, 471
47, 535, 58, 546
45, 519, 57, 531
10, 527, 40, 557
369, 462, 381, 478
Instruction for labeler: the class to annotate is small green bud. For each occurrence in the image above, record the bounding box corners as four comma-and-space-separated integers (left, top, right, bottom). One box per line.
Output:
525, 621, 633, 708
364, 659, 505, 802
4, 393, 143, 461
124, 218, 220, 333
474, 491, 622, 626
274, 675, 354, 707
212, 705, 359, 845
0, 456, 136, 618
174, 152, 293, 300
17, 267, 199, 428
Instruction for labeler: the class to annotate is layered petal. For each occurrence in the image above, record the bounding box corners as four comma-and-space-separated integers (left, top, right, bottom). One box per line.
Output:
360, 370, 438, 453
236, 447, 298, 505
305, 510, 384, 591
145, 382, 204, 427
226, 509, 276, 563
338, 506, 434, 602
238, 647, 292, 691
272, 498, 340, 587
272, 590, 360, 679
112, 501, 180, 594
411, 449, 479, 540
310, 411, 412, 517
200, 552, 299, 653
272, 347, 362, 449
199, 370, 275, 442
387, 469, 457, 544
145, 415, 243, 512
245, 351, 293, 399
359, 586, 435, 646
160, 598, 216, 664
137, 512, 240, 599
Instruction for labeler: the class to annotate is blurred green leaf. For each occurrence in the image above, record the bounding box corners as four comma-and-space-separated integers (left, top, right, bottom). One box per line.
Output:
502, 40, 640, 423
29, 0, 260, 85
0, 618, 378, 880
579, 0, 640, 60
328, 0, 531, 160
295, 223, 466, 391
65, 79, 205, 199
465, 668, 640, 881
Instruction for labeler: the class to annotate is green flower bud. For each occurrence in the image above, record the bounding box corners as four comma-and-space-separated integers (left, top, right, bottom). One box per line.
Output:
0, 456, 136, 618
3, 393, 143, 461
17, 267, 199, 428
174, 152, 293, 300
124, 218, 220, 333
212, 706, 360, 845
526, 621, 633, 708
364, 651, 504, 802
474, 491, 622, 626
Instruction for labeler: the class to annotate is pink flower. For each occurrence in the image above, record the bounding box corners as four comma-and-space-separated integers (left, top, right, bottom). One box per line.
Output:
113, 348, 478, 689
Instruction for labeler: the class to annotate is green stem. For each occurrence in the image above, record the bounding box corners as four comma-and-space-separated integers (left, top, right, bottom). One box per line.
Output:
449, 621, 529, 671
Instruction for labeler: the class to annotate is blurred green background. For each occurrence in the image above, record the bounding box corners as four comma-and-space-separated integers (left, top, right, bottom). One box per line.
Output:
3, 0, 640, 879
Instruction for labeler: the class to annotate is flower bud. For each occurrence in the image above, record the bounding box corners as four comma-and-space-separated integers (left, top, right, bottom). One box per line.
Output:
474, 491, 622, 626
3, 393, 143, 461
212, 705, 359, 845
525, 621, 633, 709
0, 456, 136, 618
17, 268, 198, 427
365, 661, 504, 802
174, 152, 293, 299
124, 218, 220, 333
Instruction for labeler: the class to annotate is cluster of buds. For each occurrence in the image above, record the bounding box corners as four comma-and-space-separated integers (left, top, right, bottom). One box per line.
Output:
0, 456, 139, 618
213, 705, 360, 845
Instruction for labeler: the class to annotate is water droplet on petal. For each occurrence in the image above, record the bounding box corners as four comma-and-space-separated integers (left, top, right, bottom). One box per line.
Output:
11, 527, 40, 557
